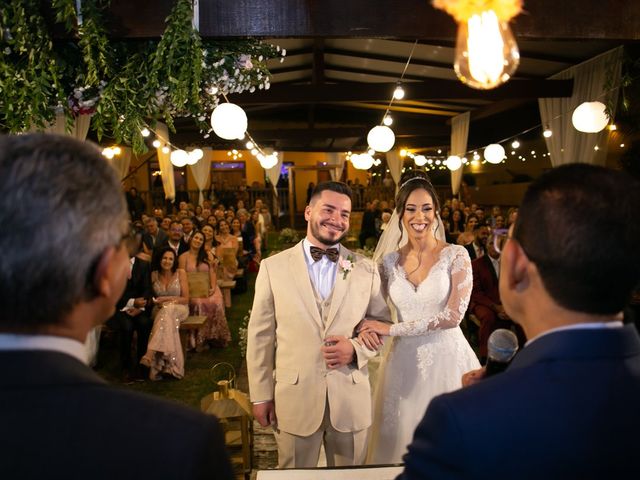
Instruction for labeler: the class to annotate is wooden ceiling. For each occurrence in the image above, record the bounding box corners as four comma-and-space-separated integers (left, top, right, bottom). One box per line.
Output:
109, 0, 640, 153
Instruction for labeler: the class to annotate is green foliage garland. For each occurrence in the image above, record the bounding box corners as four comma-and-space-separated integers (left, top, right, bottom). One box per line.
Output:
0, 0, 285, 153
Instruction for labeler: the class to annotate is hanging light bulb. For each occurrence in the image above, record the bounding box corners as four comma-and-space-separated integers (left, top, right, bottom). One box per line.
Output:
484, 143, 506, 164
170, 149, 189, 167
140, 128, 150, 137
511, 140, 520, 149
414, 155, 427, 166
367, 125, 395, 152
454, 10, 520, 89
383, 114, 393, 126
446, 155, 462, 171
572, 101, 609, 133
393, 82, 405, 100
210, 103, 248, 140
543, 127, 553, 138
152, 139, 162, 148
161, 146, 170, 154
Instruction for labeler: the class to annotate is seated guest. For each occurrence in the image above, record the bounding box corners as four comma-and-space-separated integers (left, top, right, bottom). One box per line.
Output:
154, 221, 189, 261
239, 211, 257, 262
463, 224, 489, 261
106, 230, 153, 381
398, 163, 640, 480
142, 217, 167, 257
488, 205, 503, 227
475, 206, 487, 225
0, 133, 232, 479
456, 213, 479, 246
446, 208, 464, 243
182, 217, 195, 244
140, 247, 189, 380
217, 219, 240, 278
179, 232, 231, 349
469, 231, 525, 360
160, 216, 172, 232
201, 223, 218, 256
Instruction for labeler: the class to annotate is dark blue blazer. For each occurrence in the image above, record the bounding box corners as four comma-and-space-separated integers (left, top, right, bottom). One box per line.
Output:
0, 350, 233, 480
398, 324, 640, 480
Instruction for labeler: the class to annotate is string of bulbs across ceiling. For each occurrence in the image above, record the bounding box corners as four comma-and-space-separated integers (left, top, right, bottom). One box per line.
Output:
102, 0, 623, 178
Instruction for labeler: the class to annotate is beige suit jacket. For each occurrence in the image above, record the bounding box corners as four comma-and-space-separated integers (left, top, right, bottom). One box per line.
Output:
247, 241, 390, 436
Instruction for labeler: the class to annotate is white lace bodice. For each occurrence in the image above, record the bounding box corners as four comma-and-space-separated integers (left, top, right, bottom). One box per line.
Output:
383, 244, 472, 337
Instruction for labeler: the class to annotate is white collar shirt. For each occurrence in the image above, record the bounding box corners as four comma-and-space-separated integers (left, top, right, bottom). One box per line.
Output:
302, 238, 339, 300
0, 333, 88, 364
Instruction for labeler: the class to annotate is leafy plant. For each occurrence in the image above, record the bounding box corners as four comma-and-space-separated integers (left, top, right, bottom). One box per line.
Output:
0, 0, 285, 153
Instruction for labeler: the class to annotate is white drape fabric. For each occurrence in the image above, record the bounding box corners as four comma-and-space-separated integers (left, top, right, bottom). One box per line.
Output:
155, 122, 176, 201
450, 111, 470, 196
538, 46, 623, 167
265, 150, 284, 196
326, 152, 345, 181
72, 114, 92, 140
189, 147, 212, 206
386, 150, 403, 193
108, 146, 132, 180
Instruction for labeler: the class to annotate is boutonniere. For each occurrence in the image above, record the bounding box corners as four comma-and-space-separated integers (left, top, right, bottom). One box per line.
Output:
339, 255, 355, 280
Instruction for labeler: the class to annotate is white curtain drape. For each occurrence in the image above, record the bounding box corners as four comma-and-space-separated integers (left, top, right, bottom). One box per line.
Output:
539, 46, 623, 167
265, 150, 284, 195
189, 147, 212, 206
386, 150, 403, 193
450, 111, 470, 196
326, 152, 345, 181
155, 122, 176, 201
109, 146, 132, 180
39, 111, 92, 140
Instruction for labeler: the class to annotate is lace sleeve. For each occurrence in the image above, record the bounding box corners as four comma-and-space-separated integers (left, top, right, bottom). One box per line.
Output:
389, 248, 472, 337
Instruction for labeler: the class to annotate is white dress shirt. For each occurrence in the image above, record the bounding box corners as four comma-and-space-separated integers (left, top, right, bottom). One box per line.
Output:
302, 239, 339, 300
0, 333, 88, 364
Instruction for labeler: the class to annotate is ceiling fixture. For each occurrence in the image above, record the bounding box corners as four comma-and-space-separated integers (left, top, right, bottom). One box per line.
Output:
383, 115, 393, 126
543, 127, 553, 138
511, 139, 520, 149
170, 149, 189, 167
350, 153, 375, 170
414, 155, 428, 166
210, 102, 248, 140
367, 125, 396, 152
446, 155, 462, 171
434, 0, 522, 90
393, 82, 405, 100
572, 101, 609, 133
484, 143, 506, 164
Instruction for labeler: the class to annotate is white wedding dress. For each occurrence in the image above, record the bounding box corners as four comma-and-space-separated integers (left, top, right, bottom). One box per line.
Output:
367, 244, 480, 465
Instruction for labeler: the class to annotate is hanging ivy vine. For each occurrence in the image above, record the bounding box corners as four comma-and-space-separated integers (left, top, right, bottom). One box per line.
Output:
0, 0, 285, 153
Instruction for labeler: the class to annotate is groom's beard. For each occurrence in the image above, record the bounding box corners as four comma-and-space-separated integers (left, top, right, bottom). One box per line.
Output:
309, 220, 348, 246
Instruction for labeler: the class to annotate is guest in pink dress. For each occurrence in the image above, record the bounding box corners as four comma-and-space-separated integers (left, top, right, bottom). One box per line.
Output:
179, 231, 231, 349
140, 247, 190, 380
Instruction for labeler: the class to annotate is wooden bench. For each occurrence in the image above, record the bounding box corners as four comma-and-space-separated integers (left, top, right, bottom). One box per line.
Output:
218, 279, 237, 308
179, 315, 207, 354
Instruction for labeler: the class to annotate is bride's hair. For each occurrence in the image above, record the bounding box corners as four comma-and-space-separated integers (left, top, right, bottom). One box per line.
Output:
395, 170, 442, 242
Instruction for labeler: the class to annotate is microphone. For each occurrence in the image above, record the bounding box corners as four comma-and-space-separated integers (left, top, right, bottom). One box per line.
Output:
485, 329, 519, 377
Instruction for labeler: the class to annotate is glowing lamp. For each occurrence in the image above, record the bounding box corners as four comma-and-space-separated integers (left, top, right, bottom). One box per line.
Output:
484, 144, 505, 164
572, 101, 609, 133
367, 125, 395, 153
210, 103, 248, 140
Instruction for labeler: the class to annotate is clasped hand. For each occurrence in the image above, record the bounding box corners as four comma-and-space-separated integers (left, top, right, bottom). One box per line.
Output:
321, 336, 354, 369
356, 319, 389, 351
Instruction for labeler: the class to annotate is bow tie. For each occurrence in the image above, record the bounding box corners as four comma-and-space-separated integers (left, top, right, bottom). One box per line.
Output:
310, 246, 339, 263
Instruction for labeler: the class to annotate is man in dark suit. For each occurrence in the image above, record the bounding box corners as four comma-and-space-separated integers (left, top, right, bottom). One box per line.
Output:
107, 231, 153, 379
399, 163, 640, 480
141, 216, 167, 255
0, 134, 233, 480
154, 220, 189, 263
463, 224, 489, 260
470, 231, 525, 360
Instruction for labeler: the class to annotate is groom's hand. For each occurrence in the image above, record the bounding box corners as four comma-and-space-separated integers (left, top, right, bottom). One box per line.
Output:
253, 401, 277, 428
322, 336, 354, 369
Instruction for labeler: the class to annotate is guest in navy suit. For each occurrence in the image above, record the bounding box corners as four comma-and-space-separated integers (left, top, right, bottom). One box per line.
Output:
0, 134, 233, 480
398, 163, 640, 480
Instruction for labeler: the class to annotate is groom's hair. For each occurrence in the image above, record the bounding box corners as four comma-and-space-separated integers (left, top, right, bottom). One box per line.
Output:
513, 163, 640, 314
309, 181, 353, 204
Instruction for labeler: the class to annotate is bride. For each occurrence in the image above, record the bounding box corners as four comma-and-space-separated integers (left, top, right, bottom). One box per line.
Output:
358, 170, 480, 464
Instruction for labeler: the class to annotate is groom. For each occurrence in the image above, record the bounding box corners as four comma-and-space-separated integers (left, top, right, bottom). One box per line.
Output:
247, 181, 390, 468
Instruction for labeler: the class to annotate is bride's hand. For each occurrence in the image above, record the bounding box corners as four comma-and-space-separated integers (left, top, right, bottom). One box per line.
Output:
357, 331, 383, 350
359, 320, 391, 336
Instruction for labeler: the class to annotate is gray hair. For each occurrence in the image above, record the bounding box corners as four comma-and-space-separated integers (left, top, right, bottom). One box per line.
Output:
0, 134, 128, 331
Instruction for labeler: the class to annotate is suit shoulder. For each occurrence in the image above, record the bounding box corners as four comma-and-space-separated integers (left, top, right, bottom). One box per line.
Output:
345, 250, 377, 274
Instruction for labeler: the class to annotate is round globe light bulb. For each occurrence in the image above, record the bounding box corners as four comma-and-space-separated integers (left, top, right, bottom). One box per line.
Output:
484, 144, 506, 164
210, 103, 248, 140
446, 155, 462, 171
367, 125, 395, 152
572, 101, 609, 133
383, 115, 393, 126
414, 155, 427, 166
152, 139, 162, 148
170, 149, 189, 167
393, 84, 405, 100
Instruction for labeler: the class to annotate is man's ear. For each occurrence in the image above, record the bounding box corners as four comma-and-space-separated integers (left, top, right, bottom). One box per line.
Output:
304, 205, 312, 221
502, 239, 530, 292
92, 246, 127, 301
